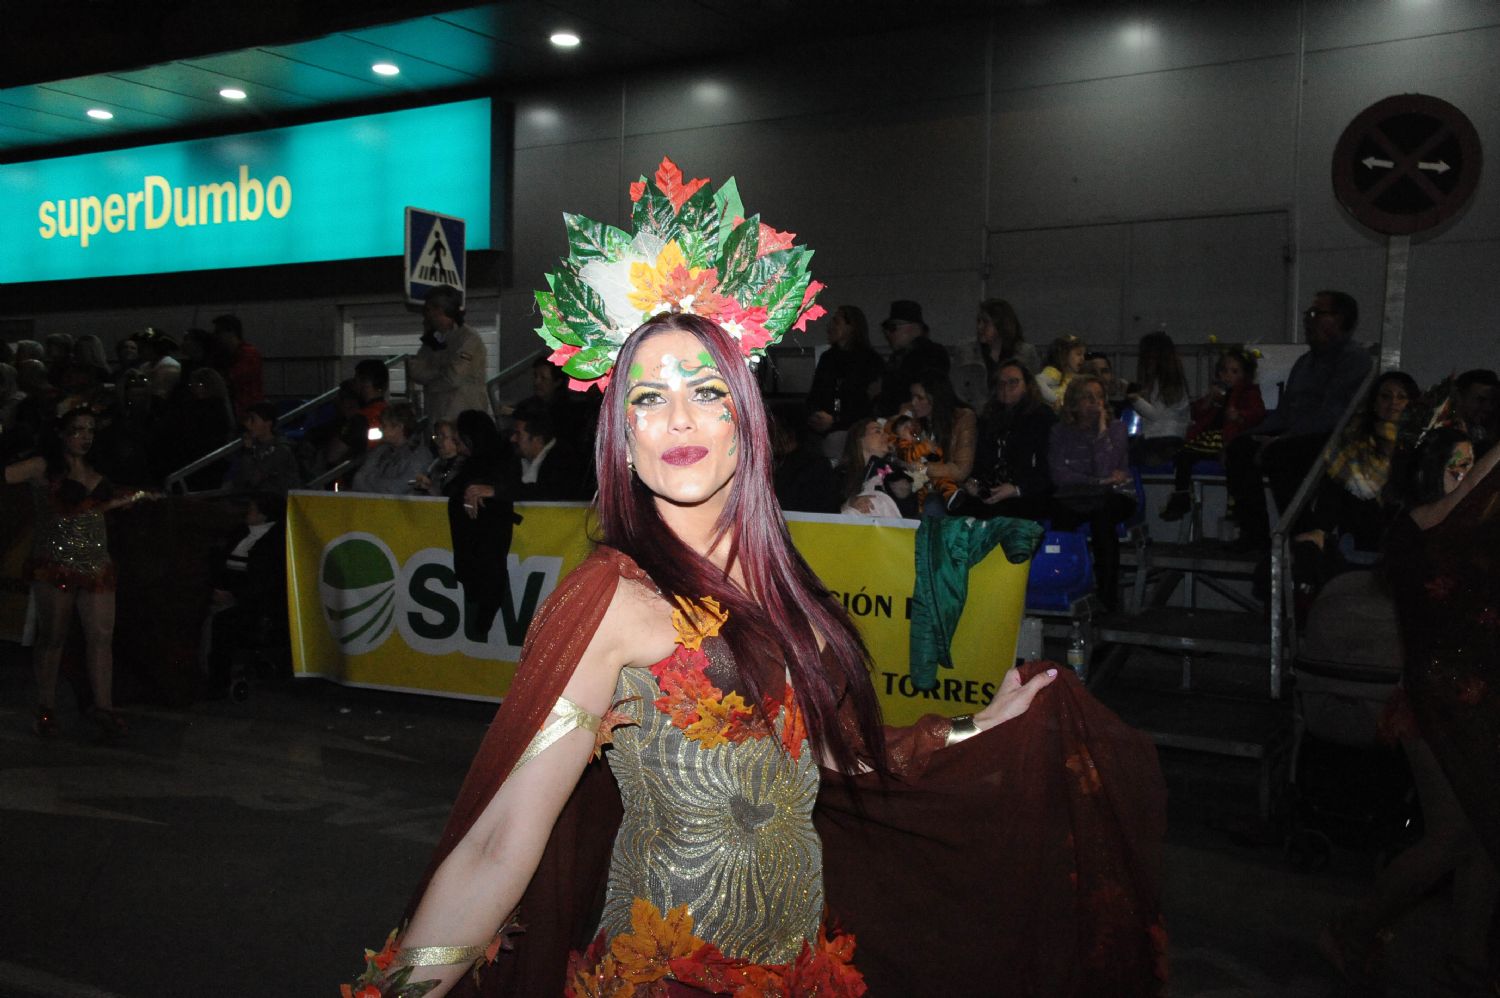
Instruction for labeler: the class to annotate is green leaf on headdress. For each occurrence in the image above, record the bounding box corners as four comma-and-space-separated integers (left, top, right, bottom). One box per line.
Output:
716, 214, 761, 295
563, 213, 632, 264
764, 267, 813, 333
552, 270, 614, 343
674, 186, 719, 270
632, 186, 678, 242
562, 341, 617, 380
713, 178, 744, 248
534, 291, 580, 348
743, 248, 797, 300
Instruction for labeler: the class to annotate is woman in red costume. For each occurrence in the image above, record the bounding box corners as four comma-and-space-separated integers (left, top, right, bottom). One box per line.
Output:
345, 314, 1167, 998
345, 160, 1165, 998
5, 406, 152, 737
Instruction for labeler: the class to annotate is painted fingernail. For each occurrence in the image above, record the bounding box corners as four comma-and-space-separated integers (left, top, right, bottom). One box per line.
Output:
1047, 668, 1058, 677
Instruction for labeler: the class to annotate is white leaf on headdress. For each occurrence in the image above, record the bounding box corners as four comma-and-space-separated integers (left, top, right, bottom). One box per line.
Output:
578, 230, 668, 340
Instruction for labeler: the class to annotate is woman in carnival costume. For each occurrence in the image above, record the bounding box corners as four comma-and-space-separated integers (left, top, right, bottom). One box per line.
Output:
345, 160, 1167, 998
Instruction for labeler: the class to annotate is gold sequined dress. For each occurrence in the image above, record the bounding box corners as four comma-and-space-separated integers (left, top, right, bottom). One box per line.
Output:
599, 642, 822, 964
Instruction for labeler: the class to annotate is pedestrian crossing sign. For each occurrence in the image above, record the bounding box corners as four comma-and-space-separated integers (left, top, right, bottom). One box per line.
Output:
405, 207, 467, 304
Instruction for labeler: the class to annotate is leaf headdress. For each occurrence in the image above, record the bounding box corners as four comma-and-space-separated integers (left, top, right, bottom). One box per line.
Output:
534, 157, 826, 392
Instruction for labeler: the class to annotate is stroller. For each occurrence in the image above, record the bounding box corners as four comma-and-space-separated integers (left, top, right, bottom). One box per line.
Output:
1285, 569, 1417, 870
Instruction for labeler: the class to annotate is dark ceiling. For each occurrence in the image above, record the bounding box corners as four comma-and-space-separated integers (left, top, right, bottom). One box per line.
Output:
0, 0, 993, 163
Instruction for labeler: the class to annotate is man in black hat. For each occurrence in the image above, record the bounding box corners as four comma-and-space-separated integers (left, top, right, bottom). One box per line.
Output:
876, 299, 950, 414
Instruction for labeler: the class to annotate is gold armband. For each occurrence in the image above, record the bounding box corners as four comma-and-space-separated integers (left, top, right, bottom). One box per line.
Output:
510, 695, 601, 775
945, 713, 980, 746
396, 943, 487, 967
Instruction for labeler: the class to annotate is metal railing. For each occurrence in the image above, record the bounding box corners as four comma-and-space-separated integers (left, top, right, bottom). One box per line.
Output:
1265, 350, 1381, 697
162, 354, 407, 495
481, 348, 548, 417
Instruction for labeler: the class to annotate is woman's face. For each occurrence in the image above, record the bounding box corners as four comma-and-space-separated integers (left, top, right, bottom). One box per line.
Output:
1443, 441, 1475, 495
434, 425, 459, 459
909, 384, 933, 420
827, 311, 850, 348
1074, 382, 1105, 424
860, 420, 892, 461
1066, 346, 1086, 374
995, 366, 1027, 408
1218, 357, 1245, 388
623, 330, 739, 509
63, 415, 95, 457
380, 416, 406, 447
1375, 380, 1411, 424
976, 313, 997, 345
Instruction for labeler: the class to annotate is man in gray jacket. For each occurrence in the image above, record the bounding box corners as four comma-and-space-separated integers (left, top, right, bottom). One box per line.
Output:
407, 285, 491, 421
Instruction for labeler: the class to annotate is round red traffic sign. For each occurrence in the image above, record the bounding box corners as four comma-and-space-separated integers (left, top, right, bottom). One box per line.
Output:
1332, 93, 1482, 236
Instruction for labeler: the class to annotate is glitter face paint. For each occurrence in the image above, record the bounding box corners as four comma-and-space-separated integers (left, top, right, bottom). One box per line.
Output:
623, 331, 739, 508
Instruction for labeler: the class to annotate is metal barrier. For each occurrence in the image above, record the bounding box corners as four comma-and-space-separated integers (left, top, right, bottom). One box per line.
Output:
1265, 353, 1381, 697
162, 354, 407, 495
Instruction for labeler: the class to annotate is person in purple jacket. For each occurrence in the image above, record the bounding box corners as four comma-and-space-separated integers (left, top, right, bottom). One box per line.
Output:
1047, 375, 1136, 611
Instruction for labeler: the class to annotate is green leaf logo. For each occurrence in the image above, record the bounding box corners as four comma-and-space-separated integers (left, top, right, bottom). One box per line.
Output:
318, 534, 398, 656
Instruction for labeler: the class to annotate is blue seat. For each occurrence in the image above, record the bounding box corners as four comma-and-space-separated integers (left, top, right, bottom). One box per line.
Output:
1025, 528, 1095, 612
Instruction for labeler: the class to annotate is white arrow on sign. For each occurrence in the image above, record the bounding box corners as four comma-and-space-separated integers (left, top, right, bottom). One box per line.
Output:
1418, 160, 1451, 174
1361, 156, 1394, 170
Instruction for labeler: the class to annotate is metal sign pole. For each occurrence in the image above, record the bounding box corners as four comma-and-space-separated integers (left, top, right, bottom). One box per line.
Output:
1379, 233, 1410, 373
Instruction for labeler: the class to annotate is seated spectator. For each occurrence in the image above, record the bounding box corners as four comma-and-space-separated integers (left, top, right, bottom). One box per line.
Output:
954, 359, 1056, 520
90, 370, 158, 489
1038, 334, 1085, 408
0, 363, 21, 437
159, 367, 237, 490
4, 359, 55, 462
295, 380, 369, 484
838, 417, 898, 515
876, 300, 949, 414
976, 298, 1043, 379
13, 339, 46, 366
1125, 330, 1189, 467
204, 492, 288, 697
1048, 375, 1136, 611
901, 371, 977, 516
1452, 368, 1498, 456
1225, 290, 1371, 551
138, 329, 182, 399
111, 336, 142, 383
510, 400, 589, 501
72, 335, 112, 386
770, 405, 840, 514
502, 356, 598, 456
1291, 371, 1417, 580
350, 401, 428, 495
806, 305, 884, 435
353, 359, 390, 431
1162, 347, 1265, 521
42, 334, 74, 384
415, 419, 465, 497
230, 401, 303, 495
1084, 352, 1126, 415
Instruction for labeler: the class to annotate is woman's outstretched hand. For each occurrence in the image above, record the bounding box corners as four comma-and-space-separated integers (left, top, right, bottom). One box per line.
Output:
975, 666, 1059, 730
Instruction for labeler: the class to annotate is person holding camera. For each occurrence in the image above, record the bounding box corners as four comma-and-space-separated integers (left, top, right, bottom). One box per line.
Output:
956, 358, 1056, 520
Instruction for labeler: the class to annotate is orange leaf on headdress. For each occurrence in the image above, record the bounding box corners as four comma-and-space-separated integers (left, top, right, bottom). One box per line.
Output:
654, 156, 710, 211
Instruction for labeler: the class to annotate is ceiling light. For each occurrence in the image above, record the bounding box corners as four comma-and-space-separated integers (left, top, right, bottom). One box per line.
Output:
86, 108, 114, 120
219, 88, 247, 100
372, 62, 400, 77
549, 31, 580, 48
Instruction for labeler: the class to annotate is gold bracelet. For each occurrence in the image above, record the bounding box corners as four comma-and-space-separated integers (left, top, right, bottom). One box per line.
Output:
396, 944, 486, 967
946, 713, 980, 746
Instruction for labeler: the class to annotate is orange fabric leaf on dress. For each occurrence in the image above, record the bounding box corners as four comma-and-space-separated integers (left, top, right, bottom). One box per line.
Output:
777, 688, 806, 761
788, 928, 866, 996
670, 943, 755, 994
671, 595, 729, 650
684, 692, 751, 750
653, 653, 718, 727
611, 899, 705, 985
593, 695, 643, 760
654, 157, 710, 211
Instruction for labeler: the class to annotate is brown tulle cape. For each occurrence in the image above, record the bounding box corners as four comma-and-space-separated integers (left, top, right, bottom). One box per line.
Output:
1384, 465, 1500, 868
405, 546, 1167, 997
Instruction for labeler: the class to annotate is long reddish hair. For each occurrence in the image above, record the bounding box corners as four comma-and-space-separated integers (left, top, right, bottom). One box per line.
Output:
594, 313, 888, 777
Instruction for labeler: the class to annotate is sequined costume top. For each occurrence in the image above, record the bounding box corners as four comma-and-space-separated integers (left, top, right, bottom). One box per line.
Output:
598, 641, 822, 965
28, 475, 116, 592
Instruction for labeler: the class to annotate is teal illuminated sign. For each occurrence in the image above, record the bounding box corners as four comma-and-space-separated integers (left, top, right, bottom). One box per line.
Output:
0, 98, 492, 283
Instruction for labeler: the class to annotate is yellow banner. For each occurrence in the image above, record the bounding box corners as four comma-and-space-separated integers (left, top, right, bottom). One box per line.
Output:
287, 494, 1027, 725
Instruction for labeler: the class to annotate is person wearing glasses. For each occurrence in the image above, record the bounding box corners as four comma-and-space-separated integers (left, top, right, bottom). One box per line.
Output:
1223, 290, 1371, 552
